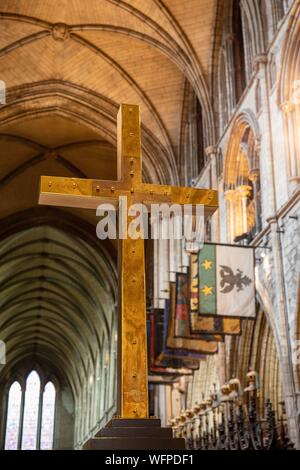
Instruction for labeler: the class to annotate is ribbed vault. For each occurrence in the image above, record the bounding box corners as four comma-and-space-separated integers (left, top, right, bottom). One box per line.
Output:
0, 0, 220, 447
0, 0, 218, 163
0, 212, 118, 399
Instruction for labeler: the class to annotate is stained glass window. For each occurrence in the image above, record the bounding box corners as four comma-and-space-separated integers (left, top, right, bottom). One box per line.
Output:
21, 371, 41, 450
4, 371, 57, 450
4, 381, 22, 450
40, 382, 56, 450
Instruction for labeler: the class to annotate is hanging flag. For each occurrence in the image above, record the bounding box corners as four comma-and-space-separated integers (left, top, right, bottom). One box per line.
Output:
167, 283, 219, 354
148, 310, 197, 375
198, 243, 255, 318
190, 254, 241, 334
174, 272, 223, 341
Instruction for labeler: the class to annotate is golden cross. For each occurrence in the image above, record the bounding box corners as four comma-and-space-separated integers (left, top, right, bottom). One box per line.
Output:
38, 104, 218, 419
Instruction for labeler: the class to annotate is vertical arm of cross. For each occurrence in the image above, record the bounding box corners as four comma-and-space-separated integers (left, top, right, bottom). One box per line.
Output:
117, 104, 142, 187
117, 104, 149, 419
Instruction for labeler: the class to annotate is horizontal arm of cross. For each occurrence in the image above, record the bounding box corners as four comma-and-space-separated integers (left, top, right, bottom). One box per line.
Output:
39, 176, 218, 215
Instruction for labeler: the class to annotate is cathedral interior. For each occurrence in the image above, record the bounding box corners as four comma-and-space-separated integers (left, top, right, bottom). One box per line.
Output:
0, 0, 299, 451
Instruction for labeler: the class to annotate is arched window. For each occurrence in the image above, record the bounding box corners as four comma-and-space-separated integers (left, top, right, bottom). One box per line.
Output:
179, 80, 206, 183
21, 370, 40, 450
224, 116, 262, 243
4, 382, 22, 450
4, 371, 56, 450
40, 382, 56, 450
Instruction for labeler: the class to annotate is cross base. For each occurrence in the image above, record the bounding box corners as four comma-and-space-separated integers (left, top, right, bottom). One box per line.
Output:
83, 418, 185, 450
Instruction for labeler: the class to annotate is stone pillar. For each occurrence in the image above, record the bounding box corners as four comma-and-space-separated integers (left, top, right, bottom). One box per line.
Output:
205, 145, 218, 190
206, 145, 220, 242
236, 184, 252, 235
268, 216, 300, 447
281, 101, 300, 193
253, 53, 277, 219
224, 189, 236, 243
36, 385, 44, 449
225, 33, 237, 112
249, 167, 262, 233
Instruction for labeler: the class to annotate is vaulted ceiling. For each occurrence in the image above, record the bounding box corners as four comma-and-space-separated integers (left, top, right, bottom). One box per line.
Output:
0, 0, 217, 390
0, 0, 217, 220
0, 221, 117, 395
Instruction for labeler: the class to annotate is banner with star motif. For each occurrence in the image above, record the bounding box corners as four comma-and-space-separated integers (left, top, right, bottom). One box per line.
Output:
198, 243, 255, 318
174, 272, 223, 341
166, 282, 219, 353
190, 254, 241, 334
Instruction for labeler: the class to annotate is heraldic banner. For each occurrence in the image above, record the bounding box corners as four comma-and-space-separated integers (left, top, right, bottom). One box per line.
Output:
198, 243, 255, 318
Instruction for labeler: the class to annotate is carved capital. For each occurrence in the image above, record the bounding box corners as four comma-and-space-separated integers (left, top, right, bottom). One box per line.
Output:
280, 100, 295, 114
252, 54, 268, 72
224, 189, 236, 202
249, 168, 260, 182
236, 185, 252, 198
52, 23, 70, 42
225, 33, 235, 43
205, 145, 217, 158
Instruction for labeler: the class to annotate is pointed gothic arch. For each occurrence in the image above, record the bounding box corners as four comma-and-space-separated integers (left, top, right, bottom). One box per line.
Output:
223, 111, 262, 242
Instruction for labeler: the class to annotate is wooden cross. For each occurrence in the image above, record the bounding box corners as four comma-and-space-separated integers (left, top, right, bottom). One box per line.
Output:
38, 104, 218, 419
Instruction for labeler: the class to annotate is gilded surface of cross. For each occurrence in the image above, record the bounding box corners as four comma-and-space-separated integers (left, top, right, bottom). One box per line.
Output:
39, 104, 218, 419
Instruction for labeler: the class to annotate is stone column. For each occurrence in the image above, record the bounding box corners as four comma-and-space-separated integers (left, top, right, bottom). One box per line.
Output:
249, 167, 262, 233
236, 185, 252, 235
268, 216, 300, 447
281, 101, 300, 193
224, 189, 236, 243
225, 33, 237, 112
254, 50, 300, 444
253, 53, 277, 219
205, 145, 218, 190
36, 385, 44, 449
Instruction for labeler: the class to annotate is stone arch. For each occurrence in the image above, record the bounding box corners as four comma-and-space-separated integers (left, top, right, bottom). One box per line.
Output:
223, 111, 262, 241
0, 9, 216, 156
2, 80, 177, 186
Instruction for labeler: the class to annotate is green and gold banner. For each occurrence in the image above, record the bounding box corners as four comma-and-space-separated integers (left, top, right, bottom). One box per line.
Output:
190, 253, 241, 335
197, 243, 255, 318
